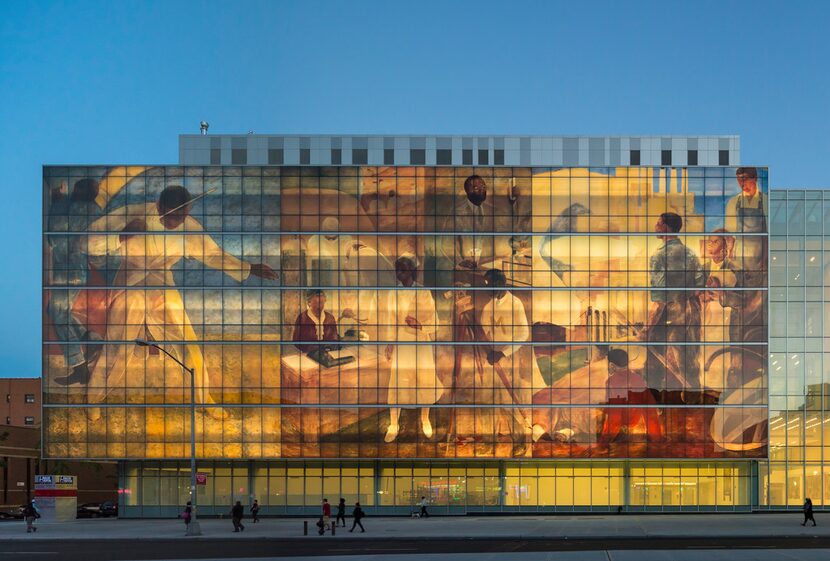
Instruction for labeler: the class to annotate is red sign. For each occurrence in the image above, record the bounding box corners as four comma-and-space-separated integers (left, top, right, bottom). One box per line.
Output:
196, 473, 208, 486
34, 489, 77, 498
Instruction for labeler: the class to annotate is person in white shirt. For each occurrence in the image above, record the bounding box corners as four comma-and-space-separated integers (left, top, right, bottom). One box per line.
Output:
479, 269, 546, 456
418, 496, 430, 518
84, 185, 278, 417
384, 256, 442, 442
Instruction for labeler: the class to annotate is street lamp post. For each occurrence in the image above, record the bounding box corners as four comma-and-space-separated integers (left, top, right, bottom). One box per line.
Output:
135, 339, 202, 536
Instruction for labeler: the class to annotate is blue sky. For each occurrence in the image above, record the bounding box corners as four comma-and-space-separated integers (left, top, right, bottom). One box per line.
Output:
1, 0, 829, 377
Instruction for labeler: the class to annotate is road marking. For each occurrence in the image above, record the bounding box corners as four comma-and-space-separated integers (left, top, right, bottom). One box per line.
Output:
329, 548, 416, 552
0, 553, 59, 555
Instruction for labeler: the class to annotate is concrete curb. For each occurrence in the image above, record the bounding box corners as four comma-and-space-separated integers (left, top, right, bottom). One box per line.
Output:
0, 533, 826, 542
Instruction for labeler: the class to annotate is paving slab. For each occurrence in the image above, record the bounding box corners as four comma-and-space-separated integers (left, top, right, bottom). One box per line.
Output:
0, 513, 826, 542
9, 552, 824, 561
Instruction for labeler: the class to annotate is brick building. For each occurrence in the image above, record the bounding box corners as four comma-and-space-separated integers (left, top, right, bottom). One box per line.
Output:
0, 378, 39, 427
0, 378, 116, 509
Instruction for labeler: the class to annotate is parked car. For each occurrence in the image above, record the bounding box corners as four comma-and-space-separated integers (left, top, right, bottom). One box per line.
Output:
76, 501, 118, 518
0, 505, 26, 520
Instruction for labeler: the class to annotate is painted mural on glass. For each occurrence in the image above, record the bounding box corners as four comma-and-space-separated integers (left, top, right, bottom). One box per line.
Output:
43, 165, 768, 459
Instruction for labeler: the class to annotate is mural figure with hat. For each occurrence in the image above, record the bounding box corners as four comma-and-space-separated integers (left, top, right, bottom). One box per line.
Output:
292, 289, 340, 353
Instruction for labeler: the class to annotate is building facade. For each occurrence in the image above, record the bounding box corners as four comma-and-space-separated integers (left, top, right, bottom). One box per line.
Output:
40, 134, 795, 516
0, 380, 117, 509
179, 135, 740, 168
762, 189, 830, 509
0, 426, 39, 507
1, 378, 40, 427
0, 424, 117, 509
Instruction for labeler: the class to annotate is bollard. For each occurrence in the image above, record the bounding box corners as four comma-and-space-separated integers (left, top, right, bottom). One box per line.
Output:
332, 522, 336, 536
304, 520, 308, 535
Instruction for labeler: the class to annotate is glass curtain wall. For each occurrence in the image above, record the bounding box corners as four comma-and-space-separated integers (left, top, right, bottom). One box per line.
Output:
119, 459, 752, 516
763, 189, 830, 508
44, 164, 768, 514
43, 165, 768, 461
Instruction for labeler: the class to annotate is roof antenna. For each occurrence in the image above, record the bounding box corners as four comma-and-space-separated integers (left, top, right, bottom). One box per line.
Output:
200, 121, 209, 135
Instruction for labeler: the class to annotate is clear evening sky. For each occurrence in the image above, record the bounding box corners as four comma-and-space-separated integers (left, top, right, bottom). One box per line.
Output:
1, 0, 828, 377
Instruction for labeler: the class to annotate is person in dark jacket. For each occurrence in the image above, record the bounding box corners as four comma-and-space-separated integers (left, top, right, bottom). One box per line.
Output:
336, 498, 347, 527
23, 500, 40, 533
802, 497, 817, 526
181, 501, 193, 533
293, 290, 340, 353
231, 501, 245, 532
349, 502, 365, 533
250, 499, 260, 523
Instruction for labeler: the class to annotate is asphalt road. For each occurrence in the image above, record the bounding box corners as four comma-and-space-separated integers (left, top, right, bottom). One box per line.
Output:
1, 536, 829, 561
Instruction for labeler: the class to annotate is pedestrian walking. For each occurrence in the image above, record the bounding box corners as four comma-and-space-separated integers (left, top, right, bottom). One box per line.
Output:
181, 501, 193, 533
23, 500, 40, 533
336, 498, 347, 527
418, 496, 430, 518
231, 500, 245, 532
251, 499, 260, 523
802, 497, 817, 526
320, 498, 331, 534
349, 501, 365, 533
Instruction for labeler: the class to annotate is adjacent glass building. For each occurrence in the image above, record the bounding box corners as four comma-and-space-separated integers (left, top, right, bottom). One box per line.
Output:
41, 133, 812, 516
762, 189, 830, 509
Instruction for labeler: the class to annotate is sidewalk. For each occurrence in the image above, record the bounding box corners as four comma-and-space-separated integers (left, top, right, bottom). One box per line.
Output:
0, 513, 825, 541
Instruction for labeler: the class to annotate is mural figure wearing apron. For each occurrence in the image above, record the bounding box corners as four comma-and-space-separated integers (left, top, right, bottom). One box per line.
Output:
734, 193, 767, 289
